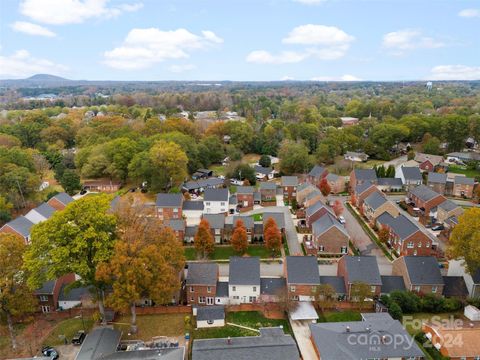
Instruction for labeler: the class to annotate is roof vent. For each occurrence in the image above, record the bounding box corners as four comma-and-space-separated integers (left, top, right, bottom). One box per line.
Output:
227, 336, 232, 345
346, 326, 350, 333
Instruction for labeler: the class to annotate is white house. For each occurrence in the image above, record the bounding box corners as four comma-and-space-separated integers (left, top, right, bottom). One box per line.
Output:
228, 257, 260, 304
182, 201, 204, 225
24, 202, 56, 224
194, 306, 225, 329
203, 188, 229, 214
344, 151, 368, 162
254, 165, 275, 181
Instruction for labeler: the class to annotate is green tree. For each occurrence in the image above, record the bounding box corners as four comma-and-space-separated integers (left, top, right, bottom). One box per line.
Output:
278, 140, 312, 175
24, 195, 117, 324
228, 163, 257, 185
314, 284, 337, 312
258, 154, 272, 168
0, 195, 13, 225
422, 136, 441, 155
350, 282, 372, 310
60, 169, 82, 195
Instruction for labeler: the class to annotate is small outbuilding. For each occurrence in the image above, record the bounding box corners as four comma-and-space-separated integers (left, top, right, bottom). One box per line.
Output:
194, 306, 225, 328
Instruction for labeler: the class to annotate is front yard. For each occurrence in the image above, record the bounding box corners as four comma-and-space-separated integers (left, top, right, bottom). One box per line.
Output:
184, 244, 279, 260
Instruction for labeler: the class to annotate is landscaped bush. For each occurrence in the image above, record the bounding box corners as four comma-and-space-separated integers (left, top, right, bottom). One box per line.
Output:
382, 291, 463, 316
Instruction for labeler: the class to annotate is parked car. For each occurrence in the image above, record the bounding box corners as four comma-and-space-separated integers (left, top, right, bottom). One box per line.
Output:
338, 216, 346, 224
72, 330, 86, 345
432, 224, 444, 231
42, 346, 59, 360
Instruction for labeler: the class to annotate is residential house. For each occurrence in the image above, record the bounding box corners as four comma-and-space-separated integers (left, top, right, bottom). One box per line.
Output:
254, 165, 275, 181
214, 281, 229, 305
398, 167, 423, 190
263, 212, 285, 232
83, 179, 121, 192
408, 184, 446, 221
192, 327, 299, 360
442, 276, 469, 298
259, 182, 277, 206
312, 213, 349, 255
353, 183, 378, 208
349, 169, 377, 188
47, 192, 74, 210
24, 203, 55, 224
285, 256, 320, 301
202, 214, 225, 243
362, 192, 399, 223
225, 215, 254, 242
281, 176, 298, 202
186, 262, 218, 306
427, 172, 447, 194
447, 259, 480, 298
414, 153, 444, 172
307, 165, 328, 187
453, 176, 475, 198
296, 182, 317, 205
344, 151, 368, 162
326, 173, 345, 194
0, 216, 34, 244
305, 200, 333, 228
58, 285, 93, 310
182, 201, 204, 225
195, 306, 225, 328
337, 255, 382, 299
182, 177, 225, 193
310, 313, 423, 360
35, 273, 76, 313
192, 169, 213, 180
259, 278, 286, 303
156, 193, 184, 220
380, 275, 406, 295
228, 257, 260, 304
236, 186, 254, 212
203, 188, 229, 214
340, 116, 359, 126
303, 188, 323, 209
392, 256, 444, 295
376, 177, 403, 192
164, 219, 186, 242
446, 151, 480, 164
437, 199, 463, 224
319, 276, 346, 299
376, 212, 433, 256
423, 323, 480, 360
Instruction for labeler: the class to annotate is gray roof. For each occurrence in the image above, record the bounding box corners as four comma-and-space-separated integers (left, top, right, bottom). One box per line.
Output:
259, 182, 277, 190
442, 276, 469, 297
216, 281, 229, 297
320, 276, 346, 295
254, 191, 261, 202
380, 276, 406, 294
309, 319, 423, 360
75, 327, 121, 360
260, 277, 286, 295
183, 201, 204, 211
377, 213, 418, 241
203, 214, 225, 229
229, 257, 260, 286
156, 193, 183, 207
454, 175, 475, 185
308, 165, 327, 178
35, 280, 55, 295
304, 188, 322, 201
183, 178, 225, 191
343, 256, 382, 285
4, 216, 34, 237
232, 215, 254, 228
204, 188, 229, 201
192, 327, 299, 360
229, 194, 237, 205
354, 183, 374, 195
236, 186, 254, 194
438, 199, 459, 212
353, 168, 377, 182
345, 151, 367, 158
51, 192, 74, 205
185, 225, 198, 237
164, 219, 185, 232
447, 151, 480, 161
409, 184, 442, 202
402, 256, 443, 285
196, 305, 225, 321
33, 202, 56, 219
58, 285, 92, 302
286, 256, 320, 285
186, 262, 218, 286
312, 213, 349, 238
427, 172, 447, 184
281, 176, 298, 187
363, 191, 387, 211
401, 166, 422, 181
377, 177, 403, 186
263, 212, 285, 229
326, 173, 340, 181
305, 201, 329, 217
101, 348, 185, 360
254, 165, 274, 175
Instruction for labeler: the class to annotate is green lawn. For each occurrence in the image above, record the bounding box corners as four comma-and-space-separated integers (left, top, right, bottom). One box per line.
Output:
209, 164, 226, 176
43, 316, 95, 346
402, 312, 463, 336
448, 165, 480, 179
252, 213, 263, 221
184, 245, 277, 260
114, 313, 186, 341
318, 310, 362, 323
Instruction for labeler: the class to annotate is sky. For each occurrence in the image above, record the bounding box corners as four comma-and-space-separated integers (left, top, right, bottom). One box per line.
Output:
0, 0, 479, 81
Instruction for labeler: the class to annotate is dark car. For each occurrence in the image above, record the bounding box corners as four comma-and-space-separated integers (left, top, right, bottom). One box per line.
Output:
80, 189, 87, 195
432, 224, 444, 231
72, 330, 86, 345
42, 346, 59, 360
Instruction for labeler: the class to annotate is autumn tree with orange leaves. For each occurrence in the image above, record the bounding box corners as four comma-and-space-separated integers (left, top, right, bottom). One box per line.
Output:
231, 219, 248, 254
319, 177, 331, 196
332, 199, 344, 217
195, 218, 215, 258
264, 217, 282, 256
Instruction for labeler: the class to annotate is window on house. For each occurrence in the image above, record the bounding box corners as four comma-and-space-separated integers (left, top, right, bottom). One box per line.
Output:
418, 242, 422, 247
292, 295, 299, 301
39, 295, 48, 302
41, 305, 50, 313
370, 286, 376, 293
173, 208, 178, 213
207, 286, 211, 293
190, 297, 194, 302
190, 287, 194, 292
249, 296, 256, 303
199, 296, 206, 303
311, 286, 317, 293
232, 286, 236, 291
221, 202, 225, 206
233, 296, 239, 300
426, 242, 430, 247
290, 286, 296, 292
407, 242, 414, 248
432, 286, 438, 293
341, 246, 347, 254
319, 245, 325, 252
205, 202, 210, 206
414, 286, 421, 292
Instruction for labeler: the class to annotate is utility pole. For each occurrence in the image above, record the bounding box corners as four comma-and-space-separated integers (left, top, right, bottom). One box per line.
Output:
16, 179, 26, 208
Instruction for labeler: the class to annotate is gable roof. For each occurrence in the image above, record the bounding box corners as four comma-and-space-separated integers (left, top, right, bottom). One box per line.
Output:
454, 175, 475, 185
204, 188, 229, 202
58, 285, 92, 302
380, 276, 406, 294
232, 215, 254, 228
75, 327, 121, 360
33, 202, 56, 219
164, 219, 186, 231
326, 173, 340, 182
236, 186, 254, 194
156, 193, 183, 207
363, 191, 387, 211
401, 166, 422, 181
377, 213, 419, 241
186, 262, 218, 286
377, 177, 403, 186
229, 257, 260, 286
203, 214, 225, 229
50, 192, 74, 206
320, 276, 346, 295
286, 256, 320, 285
308, 165, 327, 178
312, 213, 349, 238
259, 182, 277, 190
254, 165, 274, 175
414, 153, 443, 166
305, 201, 330, 217
196, 305, 225, 321
402, 256, 443, 285
3, 216, 34, 237
260, 277, 286, 295
183, 200, 204, 211
438, 199, 460, 212
281, 176, 298, 187
354, 183, 375, 196
427, 172, 447, 184
263, 212, 285, 229
343, 256, 382, 285
305, 188, 322, 201
442, 276, 469, 297
35, 280, 56, 295
352, 168, 377, 182
409, 184, 443, 202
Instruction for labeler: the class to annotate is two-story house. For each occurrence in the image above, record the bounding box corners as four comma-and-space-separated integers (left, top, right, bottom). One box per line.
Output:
414, 153, 444, 172
392, 256, 444, 295
376, 178, 403, 193
307, 165, 328, 187
186, 262, 218, 305
34, 273, 76, 313
337, 256, 382, 299
259, 182, 277, 206
305, 201, 333, 229
349, 169, 377, 189
325, 173, 346, 194
254, 165, 275, 181
203, 188, 229, 214
281, 176, 298, 202
263, 212, 285, 232
156, 193, 184, 220
225, 215, 255, 242
361, 192, 399, 224
236, 186, 255, 212
436, 199, 463, 224
453, 176, 475, 198
312, 213, 349, 255
202, 214, 226, 243
164, 219, 186, 242
182, 201, 204, 225
228, 257, 260, 304
427, 172, 447, 194
352, 183, 378, 208
398, 167, 423, 190
408, 184, 446, 221
285, 256, 320, 301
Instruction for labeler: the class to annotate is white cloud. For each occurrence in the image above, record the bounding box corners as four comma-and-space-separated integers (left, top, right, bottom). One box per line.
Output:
11, 21, 56, 37
311, 74, 362, 81
168, 64, 196, 73
280, 76, 295, 80
246, 50, 307, 64
292, 0, 326, 4
458, 8, 480, 18
429, 65, 480, 80
0, 49, 68, 78
103, 28, 223, 70
283, 24, 354, 46
382, 29, 445, 55
19, 0, 143, 25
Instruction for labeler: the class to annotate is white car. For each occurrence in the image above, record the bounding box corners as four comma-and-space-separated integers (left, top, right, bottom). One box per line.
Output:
338, 216, 346, 224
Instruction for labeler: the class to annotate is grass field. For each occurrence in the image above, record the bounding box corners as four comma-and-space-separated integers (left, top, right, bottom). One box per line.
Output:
402, 312, 463, 336
43, 316, 95, 346
114, 313, 186, 341
448, 165, 480, 179
184, 245, 277, 260
252, 213, 263, 221
318, 310, 362, 322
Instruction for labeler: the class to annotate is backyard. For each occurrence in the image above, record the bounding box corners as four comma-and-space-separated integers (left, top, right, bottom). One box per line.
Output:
448, 165, 480, 179
43, 315, 95, 346
113, 313, 186, 341
317, 310, 362, 323
184, 244, 279, 260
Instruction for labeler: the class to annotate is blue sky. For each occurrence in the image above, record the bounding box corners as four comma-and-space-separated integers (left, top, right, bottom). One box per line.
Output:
0, 0, 479, 81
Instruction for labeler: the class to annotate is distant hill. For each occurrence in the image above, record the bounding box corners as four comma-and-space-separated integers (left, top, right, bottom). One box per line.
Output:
26, 74, 69, 81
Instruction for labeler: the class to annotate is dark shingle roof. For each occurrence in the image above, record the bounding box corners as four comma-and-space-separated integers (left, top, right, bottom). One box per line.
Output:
186, 262, 218, 286
196, 306, 225, 321
305, 201, 329, 217
254, 165, 273, 175
101, 348, 184, 360
76, 327, 122, 360
305, 188, 322, 201
203, 214, 225, 229
438, 199, 459, 212
281, 176, 298, 187
326, 173, 340, 182
320, 276, 346, 295
363, 191, 387, 210
377, 213, 419, 241
260, 277, 286, 295
236, 186, 254, 194
156, 193, 183, 207
312, 213, 348, 238
403, 256, 443, 285
229, 257, 260, 286
33, 202, 56, 219
183, 201, 204, 211
35, 280, 56, 294
164, 219, 185, 231
409, 184, 442, 202
185, 225, 198, 237
353, 169, 377, 182
216, 281, 229, 297
286, 256, 320, 285
204, 188, 229, 202
263, 212, 285, 229
442, 276, 469, 297
377, 177, 403, 186
380, 276, 406, 294
51, 192, 74, 205
455, 176, 475, 185
401, 167, 422, 181
58, 285, 92, 301
232, 215, 254, 228
259, 182, 277, 190
308, 165, 327, 178
4, 216, 33, 237
354, 183, 375, 195
343, 256, 382, 285
428, 172, 447, 184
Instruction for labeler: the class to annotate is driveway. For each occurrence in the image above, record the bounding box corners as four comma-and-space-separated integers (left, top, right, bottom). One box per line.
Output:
290, 320, 318, 360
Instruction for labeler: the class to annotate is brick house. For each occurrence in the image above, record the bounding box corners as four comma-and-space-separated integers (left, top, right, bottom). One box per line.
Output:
34, 273, 76, 313
427, 172, 447, 194
326, 173, 345, 194
236, 186, 254, 212
361, 192, 399, 224
83, 179, 122, 192
263, 212, 285, 233
47, 192, 74, 211
408, 185, 446, 221
392, 256, 444, 295
186, 262, 218, 305
353, 183, 379, 208
349, 169, 377, 189
337, 256, 382, 299
202, 214, 225, 243
398, 167, 423, 191
164, 219, 186, 242
296, 183, 318, 206
423, 323, 480, 360
453, 176, 475, 198
376, 178, 403, 192
281, 176, 298, 202
437, 199, 463, 224
303, 189, 323, 209
312, 213, 349, 255
307, 165, 328, 187
376, 212, 433, 256
259, 182, 277, 206
305, 201, 333, 229
0, 216, 34, 244
414, 153, 444, 172
285, 256, 320, 301
225, 215, 254, 242
156, 193, 184, 220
